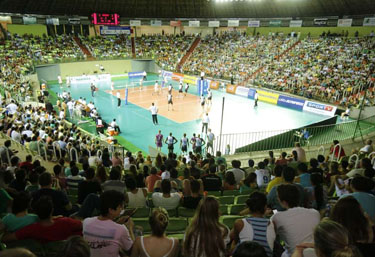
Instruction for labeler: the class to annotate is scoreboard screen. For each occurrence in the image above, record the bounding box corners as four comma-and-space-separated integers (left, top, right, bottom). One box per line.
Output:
91, 13, 120, 25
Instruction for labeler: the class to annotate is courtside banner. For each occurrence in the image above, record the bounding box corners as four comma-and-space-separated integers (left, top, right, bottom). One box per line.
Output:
209, 21, 220, 27
248, 89, 256, 99
248, 21, 260, 27
130, 20, 141, 26
161, 70, 173, 79
228, 20, 239, 27
338, 19, 352, 27
235, 86, 250, 97
258, 90, 279, 104
290, 20, 303, 27
183, 75, 198, 85
226, 84, 238, 94
189, 21, 200, 27
100, 26, 131, 35
363, 17, 375, 26
172, 73, 184, 81
303, 101, 337, 116
128, 71, 145, 79
277, 95, 305, 111
209, 81, 220, 89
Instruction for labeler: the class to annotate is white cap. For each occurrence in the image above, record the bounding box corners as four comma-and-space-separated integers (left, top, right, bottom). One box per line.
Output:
161, 171, 170, 180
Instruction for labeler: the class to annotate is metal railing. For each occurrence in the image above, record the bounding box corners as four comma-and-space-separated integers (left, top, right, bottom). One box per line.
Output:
212, 115, 375, 154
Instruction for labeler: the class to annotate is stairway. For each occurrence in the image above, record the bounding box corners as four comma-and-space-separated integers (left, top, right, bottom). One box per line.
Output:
73, 36, 95, 60
177, 37, 201, 72
240, 40, 301, 86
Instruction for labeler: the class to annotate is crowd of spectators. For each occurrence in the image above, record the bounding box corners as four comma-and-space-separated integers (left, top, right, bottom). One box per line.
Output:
80, 35, 132, 59
135, 34, 194, 71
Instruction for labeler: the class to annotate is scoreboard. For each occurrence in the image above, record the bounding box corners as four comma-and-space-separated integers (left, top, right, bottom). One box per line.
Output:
91, 13, 120, 25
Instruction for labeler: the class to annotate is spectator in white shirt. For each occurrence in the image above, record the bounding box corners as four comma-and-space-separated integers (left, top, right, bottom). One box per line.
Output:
227, 160, 245, 185
6, 101, 18, 115
110, 119, 121, 133
152, 180, 181, 210
359, 139, 373, 154
202, 113, 210, 134
254, 161, 271, 188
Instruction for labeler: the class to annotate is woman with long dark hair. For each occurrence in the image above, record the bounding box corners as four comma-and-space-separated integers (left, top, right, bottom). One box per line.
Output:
184, 197, 229, 257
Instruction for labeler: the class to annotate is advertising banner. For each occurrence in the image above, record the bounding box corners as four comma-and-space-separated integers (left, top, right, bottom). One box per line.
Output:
248, 20, 260, 27
235, 86, 250, 97
277, 95, 305, 111
269, 20, 282, 27
208, 21, 220, 27
0, 16, 12, 23
128, 71, 145, 80
68, 18, 81, 25
170, 21, 181, 27
23, 17, 37, 25
257, 90, 279, 104
183, 75, 198, 85
209, 81, 220, 89
289, 20, 303, 27
46, 18, 59, 25
363, 17, 375, 26
247, 89, 256, 99
303, 101, 337, 116
172, 72, 184, 81
228, 20, 239, 27
226, 84, 238, 94
161, 70, 173, 79
100, 26, 131, 35
189, 21, 200, 27
338, 19, 352, 27
130, 20, 141, 26
314, 18, 328, 26
151, 20, 162, 26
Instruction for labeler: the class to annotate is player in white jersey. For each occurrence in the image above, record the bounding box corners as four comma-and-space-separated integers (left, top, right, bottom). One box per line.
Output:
207, 88, 212, 105
168, 84, 173, 94
167, 93, 173, 111
57, 75, 62, 87
139, 77, 143, 91
206, 129, 215, 154
178, 82, 183, 98
184, 83, 189, 97
153, 81, 159, 95
180, 133, 189, 154
111, 81, 114, 92
200, 94, 206, 110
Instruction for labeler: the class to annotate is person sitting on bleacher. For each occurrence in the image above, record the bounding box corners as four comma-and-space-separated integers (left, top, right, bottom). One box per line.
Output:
230, 192, 276, 257
66, 166, 85, 190
101, 167, 126, 194
152, 179, 181, 210
201, 165, 222, 192
182, 179, 202, 209
226, 160, 245, 186
2, 196, 82, 243
125, 177, 147, 209
31, 172, 72, 216
130, 207, 179, 257
78, 168, 101, 205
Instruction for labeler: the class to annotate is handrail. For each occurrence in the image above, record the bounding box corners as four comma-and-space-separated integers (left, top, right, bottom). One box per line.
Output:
316, 146, 325, 157
331, 144, 342, 162
52, 142, 62, 161
348, 154, 359, 168
70, 146, 79, 162
97, 150, 103, 159
37, 141, 48, 161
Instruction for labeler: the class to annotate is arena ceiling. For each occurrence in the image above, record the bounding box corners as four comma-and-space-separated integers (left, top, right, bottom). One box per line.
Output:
0, 0, 374, 18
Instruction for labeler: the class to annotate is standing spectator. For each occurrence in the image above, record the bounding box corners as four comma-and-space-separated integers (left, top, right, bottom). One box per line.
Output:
83, 190, 134, 257
271, 184, 320, 256
292, 143, 306, 163
184, 197, 229, 257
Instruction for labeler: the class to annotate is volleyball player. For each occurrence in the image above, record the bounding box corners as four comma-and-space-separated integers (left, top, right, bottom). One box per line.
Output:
180, 133, 189, 154
168, 84, 173, 94
155, 130, 163, 152
167, 92, 173, 111
178, 82, 183, 98
200, 94, 206, 110
184, 83, 189, 97
153, 81, 159, 96
91, 84, 96, 97
139, 77, 143, 91
207, 88, 212, 105
254, 90, 259, 107
195, 134, 205, 155
165, 132, 178, 154
117, 91, 121, 108
111, 81, 114, 92
57, 75, 62, 87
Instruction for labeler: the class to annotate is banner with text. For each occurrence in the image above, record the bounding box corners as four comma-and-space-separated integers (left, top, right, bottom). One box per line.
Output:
161, 70, 173, 80
100, 26, 131, 35
226, 84, 238, 94
363, 17, 375, 26
209, 81, 220, 89
269, 20, 282, 27
130, 20, 141, 26
289, 20, 303, 27
23, 17, 37, 25
248, 20, 260, 27
303, 101, 337, 116
314, 18, 328, 26
68, 18, 80, 25
189, 21, 200, 27
247, 89, 256, 99
228, 20, 239, 27
338, 19, 352, 27
277, 95, 305, 111
128, 71, 146, 80
170, 21, 181, 27
235, 86, 250, 98
257, 90, 279, 104
208, 21, 220, 27
46, 18, 59, 25
183, 75, 198, 85
171, 72, 184, 82
151, 20, 162, 26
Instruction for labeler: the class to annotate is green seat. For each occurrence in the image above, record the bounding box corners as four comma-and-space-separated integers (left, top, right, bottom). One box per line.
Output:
230, 204, 246, 215
221, 215, 242, 229
218, 196, 235, 205
239, 189, 254, 195
44, 240, 67, 257
178, 207, 196, 218
236, 195, 249, 205
133, 218, 151, 233
128, 207, 150, 218
219, 204, 229, 215
167, 218, 188, 234
222, 190, 240, 196
206, 190, 222, 196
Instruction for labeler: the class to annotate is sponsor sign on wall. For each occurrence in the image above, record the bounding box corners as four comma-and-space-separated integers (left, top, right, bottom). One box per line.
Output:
130, 20, 141, 26
100, 26, 131, 35
208, 21, 220, 27
171, 72, 184, 81
128, 71, 146, 80
228, 20, 239, 27
183, 75, 198, 85
257, 90, 279, 104
289, 20, 303, 27
189, 21, 200, 27
248, 20, 260, 27
338, 19, 352, 27
46, 18, 59, 25
68, 18, 81, 25
151, 20, 162, 26
161, 70, 173, 79
303, 101, 337, 116
235, 86, 250, 97
248, 89, 256, 99
226, 84, 238, 94
23, 17, 37, 25
277, 95, 305, 111
363, 17, 375, 26
314, 18, 328, 26
269, 20, 282, 27
170, 20, 181, 27
209, 81, 220, 89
